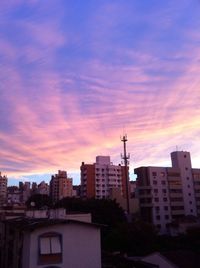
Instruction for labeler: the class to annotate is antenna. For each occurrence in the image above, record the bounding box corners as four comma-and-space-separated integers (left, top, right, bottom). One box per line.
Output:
121, 134, 130, 215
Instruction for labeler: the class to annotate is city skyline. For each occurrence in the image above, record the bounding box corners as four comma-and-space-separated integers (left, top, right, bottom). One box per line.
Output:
1, 1, 200, 185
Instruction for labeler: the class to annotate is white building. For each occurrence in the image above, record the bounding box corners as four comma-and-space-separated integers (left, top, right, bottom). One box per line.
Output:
81, 156, 128, 199
26, 208, 92, 223
37, 181, 49, 195
135, 151, 200, 234
1, 217, 101, 268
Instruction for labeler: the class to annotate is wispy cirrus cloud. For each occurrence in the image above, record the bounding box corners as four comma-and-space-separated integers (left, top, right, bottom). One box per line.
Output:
1, 1, 200, 184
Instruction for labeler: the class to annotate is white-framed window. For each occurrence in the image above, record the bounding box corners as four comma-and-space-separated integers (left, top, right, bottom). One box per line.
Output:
38, 232, 62, 265
40, 236, 61, 254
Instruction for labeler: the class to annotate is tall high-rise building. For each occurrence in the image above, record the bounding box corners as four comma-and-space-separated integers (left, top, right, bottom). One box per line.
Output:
135, 151, 200, 234
80, 156, 129, 200
50, 170, 73, 203
19, 181, 31, 203
0, 172, 7, 206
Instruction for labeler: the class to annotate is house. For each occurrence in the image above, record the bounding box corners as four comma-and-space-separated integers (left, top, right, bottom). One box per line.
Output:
0, 217, 101, 268
141, 251, 200, 268
141, 252, 178, 268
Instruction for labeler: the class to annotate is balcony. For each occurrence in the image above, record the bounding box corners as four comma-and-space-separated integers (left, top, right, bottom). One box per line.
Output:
170, 201, 184, 206
171, 210, 185, 215
140, 203, 153, 208
137, 186, 152, 190
169, 193, 183, 198
139, 193, 152, 198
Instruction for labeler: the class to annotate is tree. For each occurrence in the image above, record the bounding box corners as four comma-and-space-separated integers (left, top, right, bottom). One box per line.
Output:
103, 220, 157, 255
55, 197, 126, 227
26, 194, 53, 209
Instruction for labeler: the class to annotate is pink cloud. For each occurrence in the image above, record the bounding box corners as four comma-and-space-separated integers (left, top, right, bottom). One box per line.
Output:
1, 20, 200, 182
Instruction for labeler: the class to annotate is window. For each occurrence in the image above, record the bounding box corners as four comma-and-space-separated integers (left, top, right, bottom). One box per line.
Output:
152, 172, 157, 176
154, 189, 158, 193
39, 232, 62, 265
169, 189, 182, 193
163, 197, 168, 202
153, 180, 157, 185
156, 215, 160, 220
161, 181, 166, 185
165, 215, 169, 220
171, 206, 184, 210
171, 197, 183, 202
162, 189, 167, 194
160, 172, 165, 177
154, 198, 159, 202
164, 206, 168, 211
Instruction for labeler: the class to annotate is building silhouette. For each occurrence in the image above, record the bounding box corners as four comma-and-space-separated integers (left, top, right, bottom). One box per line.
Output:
0, 172, 7, 206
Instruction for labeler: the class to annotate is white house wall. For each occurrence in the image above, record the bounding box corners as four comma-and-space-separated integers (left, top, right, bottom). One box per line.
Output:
22, 223, 101, 268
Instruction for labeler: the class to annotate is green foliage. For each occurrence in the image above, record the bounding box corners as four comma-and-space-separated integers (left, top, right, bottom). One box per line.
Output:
26, 194, 53, 209
55, 197, 126, 227
103, 220, 157, 255
55, 197, 200, 255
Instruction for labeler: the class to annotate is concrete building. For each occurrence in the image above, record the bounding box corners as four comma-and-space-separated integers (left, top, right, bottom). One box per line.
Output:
50, 170, 73, 203
7, 186, 21, 205
109, 187, 139, 214
0, 172, 7, 206
80, 156, 129, 200
72, 185, 81, 197
37, 181, 49, 195
0, 218, 101, 268
0, 205, 26, 220
135, 151, 200, 234
25, 208, 92, 223
19, 181, 31, 203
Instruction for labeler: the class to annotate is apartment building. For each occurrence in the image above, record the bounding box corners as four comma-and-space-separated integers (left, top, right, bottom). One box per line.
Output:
80, 156, 129, 200
135, 151, 199, 234
50, 170, 73, 203
19, 181, 31, 203
7, 186, 21, 205
37, 181, 49, 195
0, 172, 7, 206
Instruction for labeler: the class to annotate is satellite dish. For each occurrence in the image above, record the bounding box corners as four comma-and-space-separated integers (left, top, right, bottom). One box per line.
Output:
30, 202, 35, 207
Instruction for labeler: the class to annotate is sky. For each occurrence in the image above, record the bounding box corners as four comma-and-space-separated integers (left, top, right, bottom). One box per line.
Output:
1, 0, 200, 185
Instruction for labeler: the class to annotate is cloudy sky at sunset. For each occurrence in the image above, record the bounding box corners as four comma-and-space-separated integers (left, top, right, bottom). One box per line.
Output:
1, 0, 200, 185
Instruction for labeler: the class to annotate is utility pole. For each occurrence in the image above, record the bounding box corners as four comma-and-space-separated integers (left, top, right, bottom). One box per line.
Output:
121, 134, 130, 215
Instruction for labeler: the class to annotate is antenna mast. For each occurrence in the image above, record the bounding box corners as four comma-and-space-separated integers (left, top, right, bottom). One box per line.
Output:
121, 134, 130, 214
